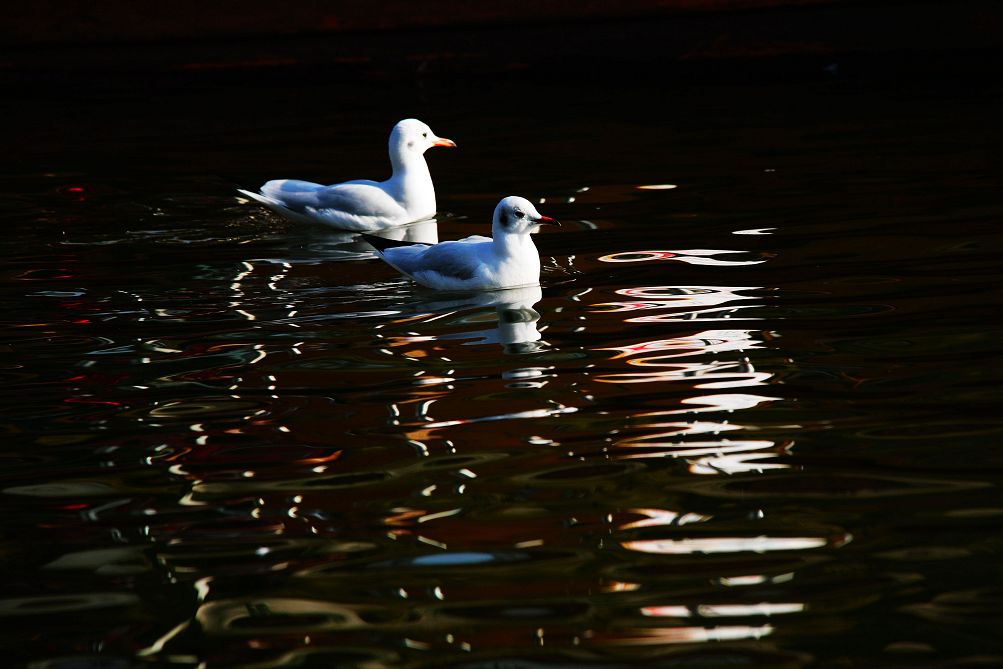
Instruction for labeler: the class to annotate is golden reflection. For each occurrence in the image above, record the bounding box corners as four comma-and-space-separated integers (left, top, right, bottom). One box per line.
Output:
383, 508, 426, 527
602, 581, 642, 593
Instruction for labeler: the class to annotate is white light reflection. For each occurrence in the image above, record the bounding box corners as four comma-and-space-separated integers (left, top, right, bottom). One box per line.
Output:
420, 405, 577, 430
404, 638, 431, 650
136, 620, 191, 657
641, 602, 804, 617
689, 452, 791, 475
595, 328, 786, 474
593, 288, 763, 323
417, 536, 448, 550
650, 393, 780, 417
733, 227, 776, 235
623, 536, 829, 555
417, 508, 462, 523
601, 624, 773, 645
616, 439, 776, 460
603, 329, 764, 358
599, 250, 766, 267
597, 361, 771, 387
619, 508, 710, 530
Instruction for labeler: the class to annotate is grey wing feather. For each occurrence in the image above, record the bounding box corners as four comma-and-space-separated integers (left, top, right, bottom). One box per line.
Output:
386, 238, 490, 281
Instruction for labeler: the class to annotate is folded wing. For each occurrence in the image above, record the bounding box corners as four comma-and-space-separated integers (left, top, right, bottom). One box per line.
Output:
259, 179, 410, 230
372, 236, 493, 289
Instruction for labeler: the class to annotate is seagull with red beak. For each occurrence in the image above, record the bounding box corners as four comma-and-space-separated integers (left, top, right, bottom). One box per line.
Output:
362, 196, 560, 291
239, 118, 456, 231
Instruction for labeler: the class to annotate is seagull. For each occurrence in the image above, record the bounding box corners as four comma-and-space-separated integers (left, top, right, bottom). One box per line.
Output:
362, 196, 559, 291
238, 118, 456, 231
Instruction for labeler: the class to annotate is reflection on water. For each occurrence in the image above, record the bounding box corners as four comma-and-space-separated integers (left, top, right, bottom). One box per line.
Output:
3, 71, 1003, 669
593, 286, 765, 322
277, 217, 441, 262
599, 249, 769, 267
400, 285, 546, 354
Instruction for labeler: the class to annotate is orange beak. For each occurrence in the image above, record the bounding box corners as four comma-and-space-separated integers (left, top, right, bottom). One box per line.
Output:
432, 137, 457, 148
536, 215, 561, 226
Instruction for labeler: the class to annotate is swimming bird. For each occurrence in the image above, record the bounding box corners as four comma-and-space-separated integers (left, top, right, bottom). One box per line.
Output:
238, 119, 455, 231
362, 196, 559, 291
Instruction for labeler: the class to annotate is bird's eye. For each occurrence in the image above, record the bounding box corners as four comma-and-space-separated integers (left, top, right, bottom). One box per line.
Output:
515, 210, 525, 219
422, 132, 428, 138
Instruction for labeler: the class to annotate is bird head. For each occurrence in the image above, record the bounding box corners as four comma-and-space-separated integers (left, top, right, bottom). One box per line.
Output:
391, 118, 456, 156
493, 196, 560, 235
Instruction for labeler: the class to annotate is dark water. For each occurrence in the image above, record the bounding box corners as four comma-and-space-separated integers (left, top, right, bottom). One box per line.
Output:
3, 68, 1003, 668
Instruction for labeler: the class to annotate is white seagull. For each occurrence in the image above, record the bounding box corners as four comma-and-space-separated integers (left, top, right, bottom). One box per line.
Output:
362, 196, 559, 291
238, 118, 456, 231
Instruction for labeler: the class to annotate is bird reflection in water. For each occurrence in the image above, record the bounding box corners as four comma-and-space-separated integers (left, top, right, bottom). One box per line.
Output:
387, 284, 546, 354
375, 285, 569, 458
285, 218, 440, 262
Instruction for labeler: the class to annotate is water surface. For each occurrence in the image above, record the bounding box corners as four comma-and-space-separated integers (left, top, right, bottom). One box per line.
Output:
2, 71, 1002, 668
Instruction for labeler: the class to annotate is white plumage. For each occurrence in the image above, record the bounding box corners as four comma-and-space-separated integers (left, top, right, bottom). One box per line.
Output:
238, 119, 455, 231
363, 196, 559, 291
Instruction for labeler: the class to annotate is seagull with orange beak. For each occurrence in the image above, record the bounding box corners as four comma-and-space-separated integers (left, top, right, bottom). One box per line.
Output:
239, 118, 456, 231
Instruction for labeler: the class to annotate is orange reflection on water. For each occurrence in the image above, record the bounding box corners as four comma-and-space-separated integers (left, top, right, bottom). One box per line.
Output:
601, 580, 642, 593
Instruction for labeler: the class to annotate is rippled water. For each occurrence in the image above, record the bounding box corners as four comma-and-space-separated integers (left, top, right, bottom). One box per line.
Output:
3, 71, 1003, 668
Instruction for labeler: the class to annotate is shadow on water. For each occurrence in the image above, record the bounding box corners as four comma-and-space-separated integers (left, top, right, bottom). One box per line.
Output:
2, 57, 1003, 668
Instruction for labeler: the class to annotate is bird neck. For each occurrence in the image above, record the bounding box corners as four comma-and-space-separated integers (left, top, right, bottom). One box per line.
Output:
388, 150, 435, 216
492, 229, 539, 261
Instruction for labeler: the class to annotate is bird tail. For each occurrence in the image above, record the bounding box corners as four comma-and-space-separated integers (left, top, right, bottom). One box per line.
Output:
361, 233, 423, 254
236, 188, 280, 206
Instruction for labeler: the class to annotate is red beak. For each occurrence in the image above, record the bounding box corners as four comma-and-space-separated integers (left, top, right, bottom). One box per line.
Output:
536, 215, 560, 227
432, 137, 457, 148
